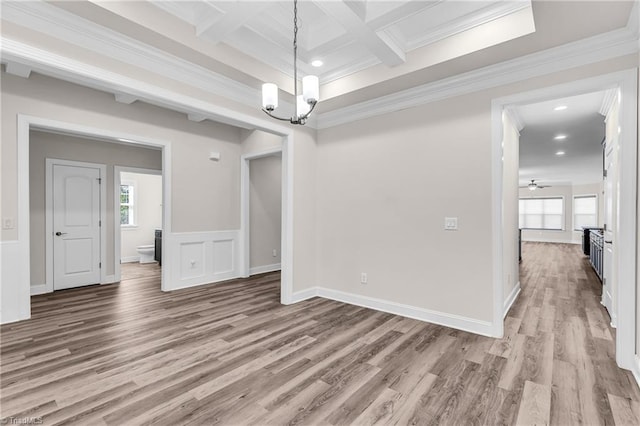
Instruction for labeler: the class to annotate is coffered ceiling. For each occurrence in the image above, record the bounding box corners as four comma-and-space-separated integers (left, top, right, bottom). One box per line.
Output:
152, 0, 532, 84
0, 1, 637, 128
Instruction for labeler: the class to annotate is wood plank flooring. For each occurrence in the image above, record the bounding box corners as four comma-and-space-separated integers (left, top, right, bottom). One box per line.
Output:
2, 242, 639, 425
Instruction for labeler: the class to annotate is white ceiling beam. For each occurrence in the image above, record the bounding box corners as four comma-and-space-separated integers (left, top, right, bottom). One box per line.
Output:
312, 0, 405, 67
5, 62, 32, 78
195, 2, 270, 42
114, 93, 138, 104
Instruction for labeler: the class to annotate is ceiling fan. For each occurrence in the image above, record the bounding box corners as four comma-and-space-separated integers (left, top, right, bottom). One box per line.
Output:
521, 179, 551, 191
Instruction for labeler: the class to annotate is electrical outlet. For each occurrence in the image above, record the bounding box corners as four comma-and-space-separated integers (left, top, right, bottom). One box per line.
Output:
444, 217, 458, 230
272, 249, 278, 257
360, 273, 368, 284
2, 217, 15, 230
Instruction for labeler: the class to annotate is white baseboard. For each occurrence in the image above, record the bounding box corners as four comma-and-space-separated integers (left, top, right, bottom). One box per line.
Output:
249, 263, 281, 276
290, 287, 319, 303
305, 287, 495, 337
632, 356, 640, 395
521, 237, 579, 244
503, 281, 521, 318
102, 275, 117, 284
30, 283, 49, 296
120, 256, 140, 263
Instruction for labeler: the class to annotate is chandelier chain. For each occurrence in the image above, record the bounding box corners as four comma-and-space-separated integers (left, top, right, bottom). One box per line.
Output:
293, 0, 298, 102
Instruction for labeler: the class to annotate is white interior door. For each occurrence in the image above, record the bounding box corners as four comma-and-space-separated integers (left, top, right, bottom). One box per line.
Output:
602, 143, 616, 320
53, 164, 102, 290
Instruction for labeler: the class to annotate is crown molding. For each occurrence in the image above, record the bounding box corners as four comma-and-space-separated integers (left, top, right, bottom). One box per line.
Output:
0, 0, 266, 110
406, 0, 531, 51
316, 23, 638, 129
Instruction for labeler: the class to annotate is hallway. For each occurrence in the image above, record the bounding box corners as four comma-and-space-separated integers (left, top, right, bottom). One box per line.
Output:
0, 243, 639, 424
513, 242, 640, 424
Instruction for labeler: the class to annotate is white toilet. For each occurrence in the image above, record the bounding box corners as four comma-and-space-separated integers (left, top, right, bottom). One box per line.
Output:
136, 245, 155, 263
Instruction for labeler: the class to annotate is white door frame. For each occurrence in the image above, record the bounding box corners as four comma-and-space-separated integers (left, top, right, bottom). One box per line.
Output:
45, 158, 107, 293
114, 166, 162, 282
491, 69, 638, 370
18, 115, 173, 298
240, 146, 284, 274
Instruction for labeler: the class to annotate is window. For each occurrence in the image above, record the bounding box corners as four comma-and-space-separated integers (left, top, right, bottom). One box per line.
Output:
519, 197, 564, 230
120, 182, 136, 226
574, 195, 598, 230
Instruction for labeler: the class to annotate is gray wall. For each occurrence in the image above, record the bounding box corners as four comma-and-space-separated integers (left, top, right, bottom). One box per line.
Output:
249, 155, 282, 270
29, 131, 162, 284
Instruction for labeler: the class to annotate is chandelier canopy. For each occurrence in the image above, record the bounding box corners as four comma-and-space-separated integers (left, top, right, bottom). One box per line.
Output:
261, 0, 319, 125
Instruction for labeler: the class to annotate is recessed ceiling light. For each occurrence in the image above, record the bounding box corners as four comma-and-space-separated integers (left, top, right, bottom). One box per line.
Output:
554, 134, 567, 140
555, 151, 566, 156
311, 59, 323, 67
554, 105, 568, 111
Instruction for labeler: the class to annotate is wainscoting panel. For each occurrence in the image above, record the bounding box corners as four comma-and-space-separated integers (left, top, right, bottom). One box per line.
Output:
167, 230, 241, 291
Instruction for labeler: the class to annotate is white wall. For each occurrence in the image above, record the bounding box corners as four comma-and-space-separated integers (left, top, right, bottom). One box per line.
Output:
29, 131, 162, 284
315, 54, 638, 334
249, 155, 282, 272
120, 171, 162, 262
503, 112, 520, 312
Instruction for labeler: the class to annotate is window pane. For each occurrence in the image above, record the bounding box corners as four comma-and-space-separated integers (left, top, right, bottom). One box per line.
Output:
120, 206, 129, 225
575, 197, 596, 214
544, 214, 562, 230
544, 198, 563, 214
120, 185, 129, 204
519, 197, 564, 230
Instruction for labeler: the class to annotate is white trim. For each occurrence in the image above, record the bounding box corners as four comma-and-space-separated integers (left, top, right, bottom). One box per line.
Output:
632, 355, 640, 393
30, 284, 48, 296
113, 166, 162, 282
103, 274, 117, 284
492, 69, 638, 371
249, 263, 282, 276
503, 281, 521, 318
614, 69, 638, 369
45, 158, 107, 292
520, 237, 580, 245
120, 256, 141, 264
1, 38, 297, 134
290, 287, 319, 303
315, 287, 495, 337
167, 230, 241, 291
4, 114, 174, 324
240, 146, 282, 277
317, 25, 638, 129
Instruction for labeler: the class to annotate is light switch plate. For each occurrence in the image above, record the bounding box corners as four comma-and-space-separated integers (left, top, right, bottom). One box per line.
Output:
2, 217, 15, 230
444, 217, 458, 230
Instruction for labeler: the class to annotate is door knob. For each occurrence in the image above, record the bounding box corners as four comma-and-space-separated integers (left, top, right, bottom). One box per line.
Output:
55, 231, 67, 236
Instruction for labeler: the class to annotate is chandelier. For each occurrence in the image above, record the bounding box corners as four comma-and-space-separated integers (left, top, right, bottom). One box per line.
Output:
261, 0, 319, 125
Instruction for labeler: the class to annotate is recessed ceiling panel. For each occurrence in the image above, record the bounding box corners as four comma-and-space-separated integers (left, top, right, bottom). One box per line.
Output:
151, 0, 534, 83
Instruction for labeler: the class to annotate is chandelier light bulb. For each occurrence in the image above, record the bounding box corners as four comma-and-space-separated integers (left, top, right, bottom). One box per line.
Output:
262, 83, 278, 111
302, 75, 319, 104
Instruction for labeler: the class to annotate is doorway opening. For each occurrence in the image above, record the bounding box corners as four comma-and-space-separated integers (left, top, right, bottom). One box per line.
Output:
25, 120, 170, 301
115, 167, 163, 283
240, 146, 283, 278
492, 69, 637, 370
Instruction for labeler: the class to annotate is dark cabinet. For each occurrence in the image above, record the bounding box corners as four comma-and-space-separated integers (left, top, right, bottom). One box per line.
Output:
589, 230, 603, 282
154, 229, 162, 266
582, 227, 603, 256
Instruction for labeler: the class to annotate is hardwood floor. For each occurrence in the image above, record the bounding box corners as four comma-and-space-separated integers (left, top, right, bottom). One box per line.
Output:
2, 243, 639, 425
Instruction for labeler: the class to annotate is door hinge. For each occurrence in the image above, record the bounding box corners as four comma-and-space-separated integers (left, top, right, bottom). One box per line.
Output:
603, 170, 607, 178
97, 178, 102, 184
603, 223, 607, 231
99, 220, 102, 227
99, 262, 102, 268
